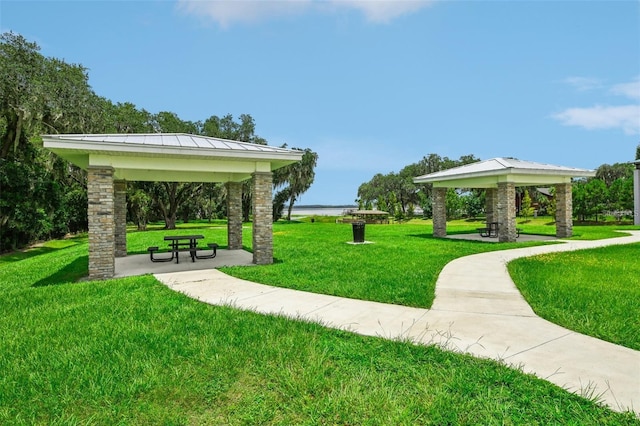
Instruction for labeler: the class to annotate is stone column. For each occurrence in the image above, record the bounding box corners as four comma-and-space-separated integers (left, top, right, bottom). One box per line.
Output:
485, 188, 497, 224
634, 165, 640, 226
252, 172, 273, 264
432, 187, 447, 238
87, 166, 115, 280
226, 181, 243, 250
497, 182, 516, 242
114, 180, 127, 258
555, 182, 573, 238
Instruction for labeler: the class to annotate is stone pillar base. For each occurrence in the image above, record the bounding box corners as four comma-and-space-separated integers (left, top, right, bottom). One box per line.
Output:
432, 188, 447, 238
252, 172, 273, 264
555, 183, 573, 238
485, 188, 497, 224
114, 180, 127, 257
88, 166, 115, 280
497, 182, 516, 242
227, 182, 243, 250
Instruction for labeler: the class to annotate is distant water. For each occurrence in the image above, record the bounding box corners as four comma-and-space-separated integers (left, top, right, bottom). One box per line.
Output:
290, 207, 356, 216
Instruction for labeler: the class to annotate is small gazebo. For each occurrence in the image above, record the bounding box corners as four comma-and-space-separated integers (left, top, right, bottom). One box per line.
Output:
43, 133, 304, 280
413, 157, 596, 242
344, 210, 390, 224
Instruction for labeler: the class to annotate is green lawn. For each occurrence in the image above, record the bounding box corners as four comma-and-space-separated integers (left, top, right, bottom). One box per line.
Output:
508, 243, 640, 350
219, 220, 554, 308
1, 220, 639, 424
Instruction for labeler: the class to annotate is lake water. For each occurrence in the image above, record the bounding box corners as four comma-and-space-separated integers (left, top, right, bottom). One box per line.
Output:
289, 207, 357, 216
290, 206, 424, 216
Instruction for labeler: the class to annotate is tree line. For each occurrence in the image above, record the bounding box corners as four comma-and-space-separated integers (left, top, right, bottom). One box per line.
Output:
357, 150, 639, 222
0, 32, 317, 251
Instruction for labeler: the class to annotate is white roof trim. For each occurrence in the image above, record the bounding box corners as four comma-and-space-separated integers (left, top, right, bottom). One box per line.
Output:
42, 133, 304, 183
43, 133, 301, 160
413, 157, 595, 187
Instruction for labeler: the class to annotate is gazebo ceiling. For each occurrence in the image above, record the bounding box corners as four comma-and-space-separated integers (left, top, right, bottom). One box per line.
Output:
413, 157, 596, 188
42, 133, 304, 183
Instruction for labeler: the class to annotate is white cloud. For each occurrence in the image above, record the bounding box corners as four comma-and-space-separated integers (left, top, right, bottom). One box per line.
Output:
326, 0, 433, 24
553, 105, 640, 135
177, 0, 312, 28
611, 77, 640, 100
553, 77, 640, 135
177, 0, 433, 27
563, 76, 603, 92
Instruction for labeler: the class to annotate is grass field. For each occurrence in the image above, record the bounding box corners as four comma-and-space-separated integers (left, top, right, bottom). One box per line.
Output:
509, 243, 640, 350
1, 218, 639, 424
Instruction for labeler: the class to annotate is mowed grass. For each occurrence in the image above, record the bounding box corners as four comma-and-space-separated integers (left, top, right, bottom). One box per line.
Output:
2, 237, 639, 424
508, 243, 640, 350
220, 220, 553, 308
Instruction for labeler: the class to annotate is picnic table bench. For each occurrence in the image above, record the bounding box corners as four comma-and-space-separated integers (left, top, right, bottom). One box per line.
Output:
477, 222, 522, 238
477, 222, 499, 238
147, 235, 218, 263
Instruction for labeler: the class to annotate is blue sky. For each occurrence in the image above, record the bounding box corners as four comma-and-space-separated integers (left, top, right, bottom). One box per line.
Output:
3, 0, 639, 205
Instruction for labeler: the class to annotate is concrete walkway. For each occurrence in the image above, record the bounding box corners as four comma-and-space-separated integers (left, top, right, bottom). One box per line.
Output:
154, 231, 640, 414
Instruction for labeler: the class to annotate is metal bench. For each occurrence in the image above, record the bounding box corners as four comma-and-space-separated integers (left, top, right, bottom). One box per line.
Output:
478, 222, 499, 237
476, 224, 523, 238
195, 243, 218, 260
147, 246, 175, 263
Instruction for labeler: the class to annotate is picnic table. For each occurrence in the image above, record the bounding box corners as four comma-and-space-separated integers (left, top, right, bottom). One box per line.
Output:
164, 235, 203, 263
478, 222, 499, 238
477, 222, 522, 238
148, 235, 218, 264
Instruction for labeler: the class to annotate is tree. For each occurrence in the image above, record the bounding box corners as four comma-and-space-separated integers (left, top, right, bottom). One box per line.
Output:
608, 177, 633, 215
152, 111, 199, 134
445, 189, 464, 219
0, 32, 101, 159
145, 181, 202, 229
200, 183, 225, 222
272, 187, 291, 221
273, 147, 319, 221
463, 190, 484, 219
357, 153, 480, 218
201, 113, 268, 222
102, 102, 154, 133
572, 180, 588, 221
201, 113, 266, 144
520, 190, 534, 220
128, 188, 152, 231
0, 32, 103, 249
595, 163, 633, 187
546, 187, 557, 218
636, 143, 640, 160
585, 178, 608, 221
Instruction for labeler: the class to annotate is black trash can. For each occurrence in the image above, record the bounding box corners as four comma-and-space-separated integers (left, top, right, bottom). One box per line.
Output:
352, 221, 365, 243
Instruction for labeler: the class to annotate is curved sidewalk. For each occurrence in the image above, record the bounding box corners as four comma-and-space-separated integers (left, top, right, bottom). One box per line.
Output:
154, 231, 640, 414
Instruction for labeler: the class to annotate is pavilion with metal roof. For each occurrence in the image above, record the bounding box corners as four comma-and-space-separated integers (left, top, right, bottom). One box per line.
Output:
413, 157, 596, 242
43, 133, 304, 280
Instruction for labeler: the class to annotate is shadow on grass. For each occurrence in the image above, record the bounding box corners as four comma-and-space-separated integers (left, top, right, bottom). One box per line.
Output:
1, 235, 87, 265
407, 232, 484, 239
1, 246, 58, 263
32, 256, 88, 287
407, 233, 481, 241
274, 220, 309, 226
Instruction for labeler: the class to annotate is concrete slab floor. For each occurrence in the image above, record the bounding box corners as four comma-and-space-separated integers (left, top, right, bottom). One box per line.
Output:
115, 249, 254, 278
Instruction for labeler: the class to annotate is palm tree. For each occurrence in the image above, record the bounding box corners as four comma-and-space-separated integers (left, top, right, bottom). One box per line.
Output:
274, 148, 319, 221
